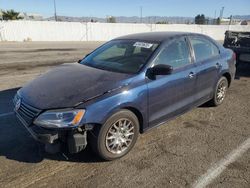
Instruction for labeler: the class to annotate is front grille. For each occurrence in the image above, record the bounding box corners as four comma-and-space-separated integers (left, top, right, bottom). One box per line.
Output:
13, 94, 41, 125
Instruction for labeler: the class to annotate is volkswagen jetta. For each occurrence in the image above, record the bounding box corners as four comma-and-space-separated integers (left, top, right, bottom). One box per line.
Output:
14, 32, 236, 160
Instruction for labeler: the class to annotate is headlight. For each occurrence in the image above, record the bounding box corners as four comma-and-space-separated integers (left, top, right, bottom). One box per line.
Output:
34, 109, 85, 128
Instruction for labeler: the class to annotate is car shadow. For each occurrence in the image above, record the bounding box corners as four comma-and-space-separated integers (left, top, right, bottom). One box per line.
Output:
0, 87, 103, 164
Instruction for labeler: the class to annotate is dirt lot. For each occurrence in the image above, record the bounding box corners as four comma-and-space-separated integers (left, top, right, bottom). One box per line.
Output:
0, 42, 249, 188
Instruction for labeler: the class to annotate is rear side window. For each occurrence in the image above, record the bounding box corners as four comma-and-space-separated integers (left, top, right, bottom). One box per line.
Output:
154, 38, 191, 69
190, 37, 219, 62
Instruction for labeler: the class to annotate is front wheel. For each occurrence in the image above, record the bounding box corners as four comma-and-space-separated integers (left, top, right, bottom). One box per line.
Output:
210, 76, 228, 106
89, 110, 139, 160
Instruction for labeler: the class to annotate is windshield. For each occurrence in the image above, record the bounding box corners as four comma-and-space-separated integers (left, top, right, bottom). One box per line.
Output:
80, 40, 159, 74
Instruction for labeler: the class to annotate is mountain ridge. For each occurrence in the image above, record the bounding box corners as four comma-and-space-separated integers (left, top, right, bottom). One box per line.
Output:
46, 15, 250, 24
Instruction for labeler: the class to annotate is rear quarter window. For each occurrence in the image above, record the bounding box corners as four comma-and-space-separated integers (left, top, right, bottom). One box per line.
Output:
190, 37, 219, 62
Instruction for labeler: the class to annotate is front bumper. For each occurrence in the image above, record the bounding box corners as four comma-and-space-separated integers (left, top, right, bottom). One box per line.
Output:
13, 94, 90, 154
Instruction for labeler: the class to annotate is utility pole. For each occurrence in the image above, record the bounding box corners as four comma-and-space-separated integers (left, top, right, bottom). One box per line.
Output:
229, 15, 233, 25
54, 0, 57, 21
220, 6, 224, 20
213, 10, 217, 25
140, 6, 142, 23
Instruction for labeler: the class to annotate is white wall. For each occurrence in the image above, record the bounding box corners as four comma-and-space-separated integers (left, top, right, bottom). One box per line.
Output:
0, 20, 250, 42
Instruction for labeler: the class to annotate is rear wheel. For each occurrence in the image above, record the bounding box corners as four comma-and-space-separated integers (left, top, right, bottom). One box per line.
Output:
89, 110, 139, 160
210, 76, 228, 106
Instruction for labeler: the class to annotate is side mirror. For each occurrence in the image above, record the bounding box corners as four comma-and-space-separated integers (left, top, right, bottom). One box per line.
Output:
77, 53, 90, 63
150, 64, 173, 76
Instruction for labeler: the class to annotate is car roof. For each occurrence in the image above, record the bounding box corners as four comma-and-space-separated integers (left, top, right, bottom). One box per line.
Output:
114, 31, 203, 42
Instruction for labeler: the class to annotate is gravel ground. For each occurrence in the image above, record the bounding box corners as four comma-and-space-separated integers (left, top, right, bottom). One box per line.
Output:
0, 42, 249, 188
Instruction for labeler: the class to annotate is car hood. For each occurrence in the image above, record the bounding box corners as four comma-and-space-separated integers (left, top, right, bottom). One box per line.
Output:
19, 63, 134, 109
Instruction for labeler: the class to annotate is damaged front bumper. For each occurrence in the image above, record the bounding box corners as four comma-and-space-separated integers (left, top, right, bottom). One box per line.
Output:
15, 111, 89, 154
15, 111, 59, 144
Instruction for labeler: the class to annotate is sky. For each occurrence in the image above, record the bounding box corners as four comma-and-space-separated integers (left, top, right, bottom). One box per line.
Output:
0, 0, 249, 18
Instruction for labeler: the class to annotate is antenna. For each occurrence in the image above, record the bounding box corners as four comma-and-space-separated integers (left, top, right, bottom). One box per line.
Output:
140, 6, 142, 23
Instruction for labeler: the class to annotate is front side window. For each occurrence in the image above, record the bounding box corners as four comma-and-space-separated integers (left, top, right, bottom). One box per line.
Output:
81, 40, 159, 74
190, 37, 219, 62
153, 38, 191, 69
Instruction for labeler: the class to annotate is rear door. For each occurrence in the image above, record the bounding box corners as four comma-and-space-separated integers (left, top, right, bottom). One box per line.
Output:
147, 37, 197, 127
188, 36, 221, 104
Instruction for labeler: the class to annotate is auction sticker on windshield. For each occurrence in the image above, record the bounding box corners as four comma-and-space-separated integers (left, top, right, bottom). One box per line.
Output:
133, 42, 153, 48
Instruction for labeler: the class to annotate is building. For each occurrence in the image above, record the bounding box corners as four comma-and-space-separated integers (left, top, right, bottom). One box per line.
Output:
220, 18, 241, 25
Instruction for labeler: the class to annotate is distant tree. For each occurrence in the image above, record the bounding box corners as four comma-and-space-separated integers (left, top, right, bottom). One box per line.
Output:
216, 17, 221, 25
90, 19, 97, 23
195, 15, 200, 24
156, 21, 167, 24
195, 14, 206, 24
2, 9, 23, 20
107, 16, 116, 23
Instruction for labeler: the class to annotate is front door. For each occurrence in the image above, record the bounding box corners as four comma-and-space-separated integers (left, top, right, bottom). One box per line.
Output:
147, 37, 197, 127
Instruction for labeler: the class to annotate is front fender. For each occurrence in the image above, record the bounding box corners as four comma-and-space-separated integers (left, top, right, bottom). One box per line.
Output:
77, 82, 148, 130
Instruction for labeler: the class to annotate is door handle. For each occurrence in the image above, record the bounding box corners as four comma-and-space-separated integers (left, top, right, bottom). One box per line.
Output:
188, 72, 195, 78
216, 62, 222, 68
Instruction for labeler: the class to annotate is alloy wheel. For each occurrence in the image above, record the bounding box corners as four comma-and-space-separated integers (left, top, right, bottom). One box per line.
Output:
216, 80, 227, 103
105, 118, 135, 154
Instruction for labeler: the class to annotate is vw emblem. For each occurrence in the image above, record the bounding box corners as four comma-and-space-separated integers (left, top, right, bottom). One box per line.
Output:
15, 98, 21, 111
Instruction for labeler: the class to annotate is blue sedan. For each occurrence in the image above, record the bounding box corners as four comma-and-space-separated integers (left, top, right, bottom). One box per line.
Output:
14, 32, 236, 160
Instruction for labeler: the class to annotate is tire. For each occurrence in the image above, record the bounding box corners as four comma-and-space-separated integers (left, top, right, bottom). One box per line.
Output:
89, 109, 139, 160
210, 76, 228, 106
